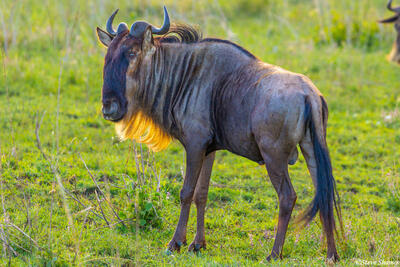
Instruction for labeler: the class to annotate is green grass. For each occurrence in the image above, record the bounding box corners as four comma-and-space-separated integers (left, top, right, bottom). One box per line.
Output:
0, 0, 400, 265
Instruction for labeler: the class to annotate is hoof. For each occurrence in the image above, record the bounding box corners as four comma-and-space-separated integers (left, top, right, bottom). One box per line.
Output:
188, 241, 206, 252
326, 252, 339, 263
167, 239, 186, 252
266, 252, 281, 262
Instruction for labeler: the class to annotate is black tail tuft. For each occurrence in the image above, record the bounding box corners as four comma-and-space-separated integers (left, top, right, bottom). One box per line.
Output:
301, 98, 342, 236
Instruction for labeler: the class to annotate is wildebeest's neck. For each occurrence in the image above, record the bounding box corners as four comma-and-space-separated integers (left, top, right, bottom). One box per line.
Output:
136, 42, 257, 140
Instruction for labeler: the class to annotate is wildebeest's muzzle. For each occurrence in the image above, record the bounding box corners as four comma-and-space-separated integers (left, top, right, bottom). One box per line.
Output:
102, 96, 127, 122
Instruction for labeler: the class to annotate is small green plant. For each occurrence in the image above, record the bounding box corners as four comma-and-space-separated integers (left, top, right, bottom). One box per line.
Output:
136, 185, 164, 229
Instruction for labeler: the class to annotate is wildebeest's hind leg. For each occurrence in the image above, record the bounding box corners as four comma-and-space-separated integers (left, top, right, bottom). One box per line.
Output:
261, 148, 297, 261
168, 146, 207, 252
188, 151, 215, 252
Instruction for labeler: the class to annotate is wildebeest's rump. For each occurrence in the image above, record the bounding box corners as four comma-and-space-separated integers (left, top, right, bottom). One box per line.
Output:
96, 6, 342, 261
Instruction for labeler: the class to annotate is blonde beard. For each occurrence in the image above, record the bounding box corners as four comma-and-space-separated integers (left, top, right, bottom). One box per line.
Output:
115, 110, 172, 152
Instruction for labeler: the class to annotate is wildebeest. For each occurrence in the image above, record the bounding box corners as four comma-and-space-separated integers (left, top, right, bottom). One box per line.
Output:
379, 0, 400, 64
96, 7, 342, 261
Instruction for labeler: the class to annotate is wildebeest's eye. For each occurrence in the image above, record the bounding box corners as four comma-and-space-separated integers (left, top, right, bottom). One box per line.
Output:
128, 51, 137, 58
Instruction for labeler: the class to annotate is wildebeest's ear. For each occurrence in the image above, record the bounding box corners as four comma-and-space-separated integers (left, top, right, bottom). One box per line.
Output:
96, 27, 113, 47
142, 27, 154, 53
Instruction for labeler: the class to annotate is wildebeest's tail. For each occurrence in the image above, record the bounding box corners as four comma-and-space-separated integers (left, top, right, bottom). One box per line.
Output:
300, 96, 342, 237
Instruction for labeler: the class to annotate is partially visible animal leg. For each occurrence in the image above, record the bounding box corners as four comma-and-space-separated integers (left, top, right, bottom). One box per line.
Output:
188, 151, 215, 252
300, 132, 338, 261
167, 146, 206, 252
299, 130, 318, 188
262, 149, 297, 261
288, 146, 298, 165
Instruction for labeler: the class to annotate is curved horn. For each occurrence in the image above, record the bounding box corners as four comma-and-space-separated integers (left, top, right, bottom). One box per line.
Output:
151, 6, 170, 35
379, 14, 400, 23
387, 0, 400, 13
106, 9, 119, 36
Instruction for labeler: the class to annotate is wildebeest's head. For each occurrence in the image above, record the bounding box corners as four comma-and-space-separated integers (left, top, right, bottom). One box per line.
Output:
96, 7, 170, 121
379, 0, 400, 64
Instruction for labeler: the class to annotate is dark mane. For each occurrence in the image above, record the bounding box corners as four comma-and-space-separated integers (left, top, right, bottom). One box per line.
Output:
157, 24, 256, 59
158, 24, 202, 44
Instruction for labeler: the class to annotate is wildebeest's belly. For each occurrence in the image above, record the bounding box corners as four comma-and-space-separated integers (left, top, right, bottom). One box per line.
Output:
211, 95, 264, 163
225, 138, 264, 164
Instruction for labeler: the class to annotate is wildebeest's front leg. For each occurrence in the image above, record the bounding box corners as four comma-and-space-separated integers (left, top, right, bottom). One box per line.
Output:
188, 151, 215, 252
168, 146, 207, 252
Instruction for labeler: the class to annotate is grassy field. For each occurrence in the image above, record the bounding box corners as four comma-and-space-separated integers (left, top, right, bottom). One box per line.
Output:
1, 0, 400, 265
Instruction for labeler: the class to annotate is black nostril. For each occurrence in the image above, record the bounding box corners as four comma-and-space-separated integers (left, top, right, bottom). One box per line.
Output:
103, 101, 110, 109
